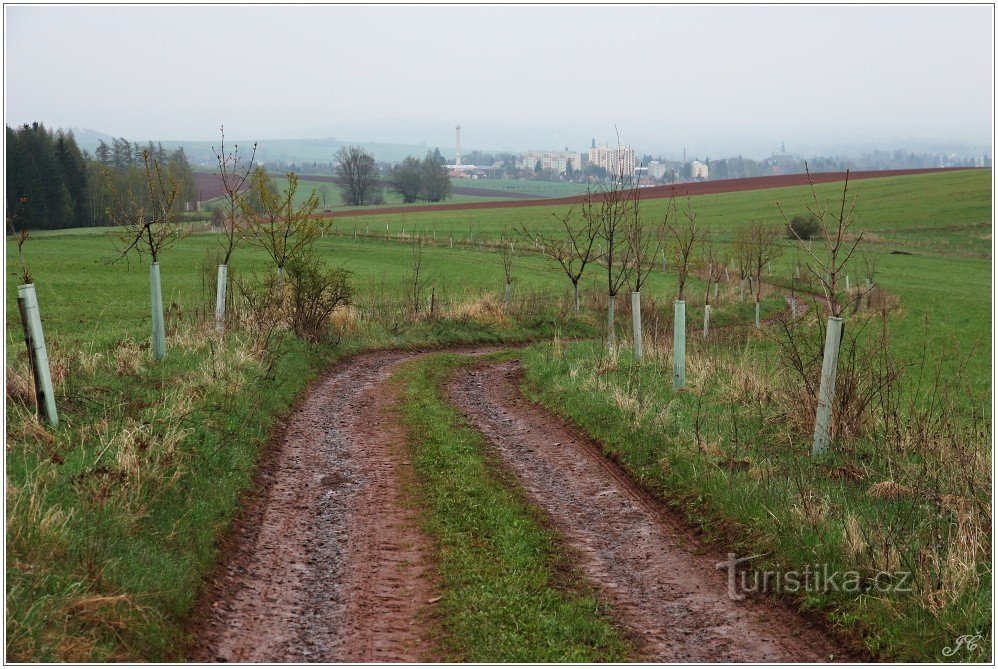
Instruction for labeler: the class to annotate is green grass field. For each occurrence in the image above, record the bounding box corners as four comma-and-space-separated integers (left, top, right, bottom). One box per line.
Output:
5, 168, 991, 661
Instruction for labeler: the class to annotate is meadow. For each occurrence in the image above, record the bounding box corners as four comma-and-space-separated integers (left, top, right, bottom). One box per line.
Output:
5, 168, 991, 661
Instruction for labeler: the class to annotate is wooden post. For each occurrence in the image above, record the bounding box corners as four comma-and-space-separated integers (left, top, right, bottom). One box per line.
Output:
215, 264, 228, 333
812, 316, 844, 455
17, 283, 58, 426
673, 300, 686, 389
631, 291, 643, 361
150, 262, 166, 360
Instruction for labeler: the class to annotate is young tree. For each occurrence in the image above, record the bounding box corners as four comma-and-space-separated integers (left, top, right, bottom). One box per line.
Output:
106, 150, 186, 360
701, 230, 723, 338
624, 203, 666, 361
777, 166, 865, 455
240, 172, 325, 290
212, 126, 257, 265
664, 200, 707, 388
335, 146, 383, 206
583, 169, 639, 348
734, 220, 784, 327
498, 231, 515, 310
517, 205, 599, 314
210, 126, 257, 331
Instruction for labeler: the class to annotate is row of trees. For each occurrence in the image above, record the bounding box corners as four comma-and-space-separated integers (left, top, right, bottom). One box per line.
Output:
6, 123, 197, 231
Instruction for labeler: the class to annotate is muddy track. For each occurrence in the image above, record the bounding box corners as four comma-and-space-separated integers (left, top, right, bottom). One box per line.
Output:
193, 347, 496, 662
447, 360, 852, 662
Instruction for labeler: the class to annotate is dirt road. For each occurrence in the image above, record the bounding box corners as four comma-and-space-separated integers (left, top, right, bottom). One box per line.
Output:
448, 359, 849, 662
194, 347, 851, 662
193, 349, 484, 662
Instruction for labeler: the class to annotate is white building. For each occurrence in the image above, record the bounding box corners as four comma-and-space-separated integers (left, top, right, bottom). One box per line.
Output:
690, 160, 709, 180
647, 160, 670, 180
588, 144, 636, 177
521, 150, 584, 174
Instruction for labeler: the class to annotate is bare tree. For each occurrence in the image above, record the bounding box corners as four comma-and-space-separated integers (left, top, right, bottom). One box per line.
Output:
663, 199, 706, 302
107, 150, 186, 263
701, 229, 723, 338
212, 125, 257, 265
404, 235, 430, 316
733, 220, 784, 327
335, 146, 383, 206
106, 150, 186, 360
240, 172, 325, 289
663, 200, 706, 389
777, 165, 865, 455
584, 168, 639, 347
777, 165, 863, 319
517, 206, 600, 314
624, 200, 667, 360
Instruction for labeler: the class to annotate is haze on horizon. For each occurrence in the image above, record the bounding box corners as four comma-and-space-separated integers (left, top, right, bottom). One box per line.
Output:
4, 4, 994, 159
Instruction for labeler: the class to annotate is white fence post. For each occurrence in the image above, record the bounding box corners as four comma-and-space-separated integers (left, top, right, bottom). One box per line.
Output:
812, 316, 844, 455
215, 264, 228, 333
17, 283, 58, 426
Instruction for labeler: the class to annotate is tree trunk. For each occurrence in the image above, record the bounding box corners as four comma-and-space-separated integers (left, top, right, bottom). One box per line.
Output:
504, 283, 511, 311
703, 303, 711, 340
754, 300, 761, 328
573, 281, 580, 315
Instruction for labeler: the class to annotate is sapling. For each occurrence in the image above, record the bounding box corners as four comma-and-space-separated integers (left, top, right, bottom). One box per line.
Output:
517, 205, 600, 315
107, 150, 187, 360
580, 159, 640, 347
240, 172, 324, 295
665, 200, 706, 388
498, 231, 515, 311
702, 232, 722, 339
211, 126, 257, 332
734, 220, 784, 329
624, 199, 667, 361
777, 165, 864, 455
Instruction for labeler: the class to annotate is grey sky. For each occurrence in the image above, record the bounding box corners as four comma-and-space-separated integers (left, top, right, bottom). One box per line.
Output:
5, 4, 994, 157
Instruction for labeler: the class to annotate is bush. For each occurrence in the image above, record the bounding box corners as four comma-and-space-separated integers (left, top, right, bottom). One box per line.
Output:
285, 253, 353, 343
785, 214, 822, 241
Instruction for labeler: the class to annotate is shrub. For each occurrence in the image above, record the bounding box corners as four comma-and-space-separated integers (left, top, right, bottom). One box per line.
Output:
785, 214, 822, 241
285, 253, 353, 343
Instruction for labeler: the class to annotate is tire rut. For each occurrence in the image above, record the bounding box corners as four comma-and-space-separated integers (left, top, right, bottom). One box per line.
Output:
193, 347, 497, 662
447, 359, 852, 663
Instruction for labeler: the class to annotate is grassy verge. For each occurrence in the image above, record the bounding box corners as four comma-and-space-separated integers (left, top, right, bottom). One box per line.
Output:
519, 338, 990, 662
393, 352, 629, 662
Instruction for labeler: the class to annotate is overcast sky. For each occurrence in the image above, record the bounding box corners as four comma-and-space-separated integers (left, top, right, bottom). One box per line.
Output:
5, 4, 994, 157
